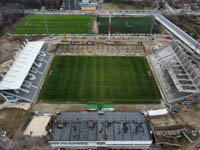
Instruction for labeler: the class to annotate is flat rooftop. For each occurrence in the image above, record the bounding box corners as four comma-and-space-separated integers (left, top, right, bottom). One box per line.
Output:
50, 112, 151, 142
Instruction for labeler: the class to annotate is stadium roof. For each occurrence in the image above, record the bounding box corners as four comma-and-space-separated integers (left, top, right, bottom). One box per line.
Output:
50, 112, 151, 142
147, 108, 168, 116
0, 41, 44, 90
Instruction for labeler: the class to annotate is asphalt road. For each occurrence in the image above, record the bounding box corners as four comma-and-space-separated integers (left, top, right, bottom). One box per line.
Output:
24, 9, 154, 16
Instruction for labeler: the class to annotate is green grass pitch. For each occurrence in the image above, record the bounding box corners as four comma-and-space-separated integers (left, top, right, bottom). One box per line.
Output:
40, 56, 161, 104
12, 15, 91, 34
98, 16, 160, 34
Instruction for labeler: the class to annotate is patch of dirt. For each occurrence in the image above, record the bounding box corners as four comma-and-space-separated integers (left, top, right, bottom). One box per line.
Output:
14, 136, 51, 150
0, 102, 31, 111
0, 37, 20, 64
114, 103, 165, 112
0, 100, 5, 104
92, 17, 99, 34
0, 108, 29, 138
32, 103, 87, 113
150, 114, 177, 127
104, 2, 152, 10
24, 116, 50, 137
172, 104, 200, 129
0, 35, 45, 65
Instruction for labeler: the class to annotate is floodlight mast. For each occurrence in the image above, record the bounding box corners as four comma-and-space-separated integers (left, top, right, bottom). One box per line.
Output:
41, 6, 49, 37
63, 0, 66, 10
150, 8, 158, 40
108, 11, 112, 38
150, 16, 154, 35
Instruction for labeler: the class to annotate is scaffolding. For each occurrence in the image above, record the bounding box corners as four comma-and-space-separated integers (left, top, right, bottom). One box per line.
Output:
149, 41, 200, 104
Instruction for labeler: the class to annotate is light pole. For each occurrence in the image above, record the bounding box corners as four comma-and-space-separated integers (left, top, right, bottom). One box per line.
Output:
150, 8, 158, 41
108, 11, 112, 38
41, 6, 49, 37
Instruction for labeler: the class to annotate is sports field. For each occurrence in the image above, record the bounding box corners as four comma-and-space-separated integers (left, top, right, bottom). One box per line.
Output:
98, 16, 160, 34
12, 15, 91, 34
40, 56, 161, 104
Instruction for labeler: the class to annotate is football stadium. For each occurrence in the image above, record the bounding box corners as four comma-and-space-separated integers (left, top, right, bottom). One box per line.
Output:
0, 4, 200, 149
2, 13, 199, 105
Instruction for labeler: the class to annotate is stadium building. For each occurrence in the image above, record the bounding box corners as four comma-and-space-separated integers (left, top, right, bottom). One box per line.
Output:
80, 3, 97, 11
49, 112, 153, 150
62, 0, 97, 10
149, 41, 200, 104
0, 39, 52, 103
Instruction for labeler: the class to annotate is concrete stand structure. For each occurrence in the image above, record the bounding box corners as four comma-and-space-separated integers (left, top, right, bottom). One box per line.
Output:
149, 41, 200, 104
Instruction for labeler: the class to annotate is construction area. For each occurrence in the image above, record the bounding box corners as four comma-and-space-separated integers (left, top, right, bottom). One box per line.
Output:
54, 35, 170, 56
0, 35, 200, 150
49, 112, 152, 150
149, 41, 200, 104
0, 6, 200, 150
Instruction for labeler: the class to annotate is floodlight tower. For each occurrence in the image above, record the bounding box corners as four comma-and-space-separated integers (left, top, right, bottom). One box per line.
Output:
150, 16, 154, 35
41, 6, 49, 37
150, 8, 158, 41
69, 0, 71, 10
63, 0, 66, 10
108, 11, 112, 38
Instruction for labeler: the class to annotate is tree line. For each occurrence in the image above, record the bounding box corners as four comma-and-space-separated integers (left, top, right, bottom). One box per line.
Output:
166, 15, 200, 39
0, 0, 63, 34
103, 0, 161, 9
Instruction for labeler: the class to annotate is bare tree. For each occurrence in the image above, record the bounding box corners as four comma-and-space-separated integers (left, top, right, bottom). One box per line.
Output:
0, 0, 63, 34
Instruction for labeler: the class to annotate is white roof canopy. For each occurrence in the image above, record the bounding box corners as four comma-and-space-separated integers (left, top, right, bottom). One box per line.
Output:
0, 41, 44, 90
147, 108, 168, 116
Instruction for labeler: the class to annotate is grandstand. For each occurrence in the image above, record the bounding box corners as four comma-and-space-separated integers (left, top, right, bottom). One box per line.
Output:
149, 41, 200, 104
49, 112, 153, 150
0, 40, 52, 103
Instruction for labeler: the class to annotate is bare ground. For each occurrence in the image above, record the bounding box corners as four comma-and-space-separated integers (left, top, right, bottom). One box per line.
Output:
172, 103, 200, 129
32, 103, 87, 113
104, 2, 133, 10
14, 136, 51, 150
0, 108, 29, 138
103, 2, 153, 10
24, 116, 50, 137
92, 17, 99, 34
33, 102, 165, 114
0, 35, 46, 65
115, 103, 165, 112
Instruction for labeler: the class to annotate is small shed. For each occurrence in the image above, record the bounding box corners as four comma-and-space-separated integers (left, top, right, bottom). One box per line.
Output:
80, 3, 97, 11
